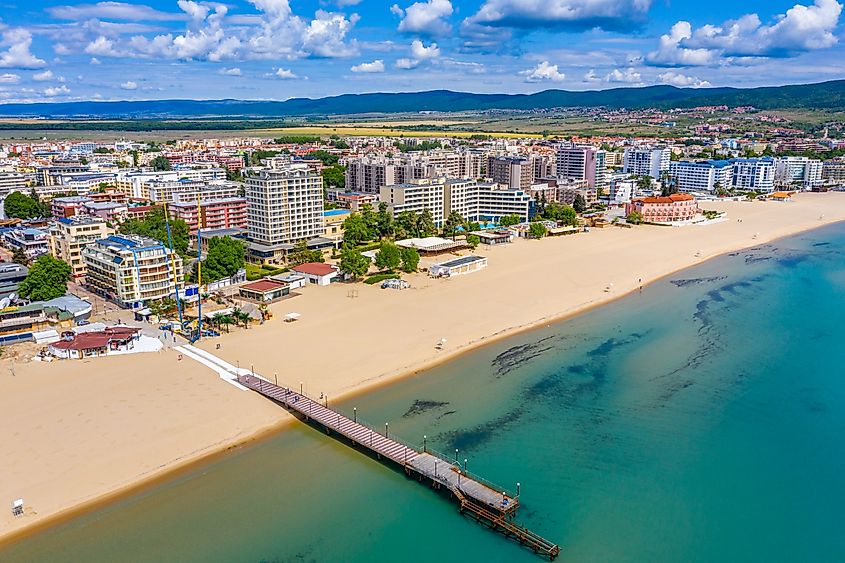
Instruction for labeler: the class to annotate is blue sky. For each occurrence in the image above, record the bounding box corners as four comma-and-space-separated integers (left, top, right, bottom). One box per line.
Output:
0, 0, 843, 102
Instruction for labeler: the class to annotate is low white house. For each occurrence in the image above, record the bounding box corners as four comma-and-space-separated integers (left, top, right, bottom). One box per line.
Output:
292, 262, 341, 286
429, 255, 488, 278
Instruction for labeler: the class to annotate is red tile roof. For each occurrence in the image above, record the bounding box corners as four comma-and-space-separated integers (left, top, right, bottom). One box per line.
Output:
50, 327, 140, 351
241, 279, 288, 293
636, 193, 695, 204
293, 262, 337, 277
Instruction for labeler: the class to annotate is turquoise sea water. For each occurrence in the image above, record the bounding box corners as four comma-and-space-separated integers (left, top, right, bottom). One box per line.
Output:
4, 224, 845, 563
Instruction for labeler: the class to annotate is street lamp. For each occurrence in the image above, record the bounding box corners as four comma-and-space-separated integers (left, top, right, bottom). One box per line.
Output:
325, 395, 328, 408
463, 458, 467, 472
353, 407, 357, 423
300, 381, 303, 395
455, 448, 458, 462
517, 482, 521, 498
273, 372, 277, 385
384, 422, 389, 437
457, 469, 461, 489
423, 435, 427, 452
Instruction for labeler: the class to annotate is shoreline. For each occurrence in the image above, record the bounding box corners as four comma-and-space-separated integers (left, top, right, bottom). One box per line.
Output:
3, 193, 845, 549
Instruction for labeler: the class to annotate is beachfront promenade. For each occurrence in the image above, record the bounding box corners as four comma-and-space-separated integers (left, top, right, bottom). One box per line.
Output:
176, 344, 560, 560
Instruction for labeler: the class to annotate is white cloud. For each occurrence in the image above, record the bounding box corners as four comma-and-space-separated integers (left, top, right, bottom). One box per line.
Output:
274, 68, 297, 79
658, 71, 711, 88
351, 59, 385, 73
0, 29, 47, 69
647, 1, 842, 66
605, 67, 641, 83
44, 85, 70, 96
76, 1, 360, 62
47, 2, 187, 21
0, 73, 20, 84
519, 61, 566, 82
646, 21, 716, 66
410, 39, 440, 60
33, 70, 55, 81
393, 0, 453, 36
466, 0, 652, 31
219, 67, 242, 75
395, 57, 419, 69
583, 69, 601, 83
120, 80, 138, 90
90, 57, 101, 65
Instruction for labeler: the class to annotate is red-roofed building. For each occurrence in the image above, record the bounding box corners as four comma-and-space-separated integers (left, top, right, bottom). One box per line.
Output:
292, 262, 341, 286
48, 327, 141, 359
238, 279, 290, 303
625, 193, 699, 223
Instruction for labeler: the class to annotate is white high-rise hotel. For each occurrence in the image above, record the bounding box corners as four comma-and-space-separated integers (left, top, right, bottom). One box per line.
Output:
245, 164, 324, 260
623, 146, 671, 179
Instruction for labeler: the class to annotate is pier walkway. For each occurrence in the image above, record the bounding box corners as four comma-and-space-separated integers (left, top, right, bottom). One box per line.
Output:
175, 345, 559, 559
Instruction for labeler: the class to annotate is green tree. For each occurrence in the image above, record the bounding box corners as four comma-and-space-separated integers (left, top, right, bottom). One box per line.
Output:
17, 255, 72, 301
466, 234, 480, 250
151, 155, 171, 171
322, 164, 346, 190
636, 176, 652, 191
3, 191, 48, 219
442, 211, 465, 239
660, 183, 679, 197
572, 194, 587, 214
399, 247, 420, 273
131, 149, 139, 167
197, 236, 245, 283
232, 308, 251, 328
560, 206, 577, 226
307, 150, 340, 166
417, 209, 436, 237
529, 222, 547, 239
395, 211, 419, 238
120, 207, 190, 255
287, 240, 324, 266
339, 245, 370, 279
376, 202, 394, 238
627, 211, 644, 224
500, 214, 521, 227
342, 213, 371, 246
375, 241, 401, 271
11, 247, 30, 266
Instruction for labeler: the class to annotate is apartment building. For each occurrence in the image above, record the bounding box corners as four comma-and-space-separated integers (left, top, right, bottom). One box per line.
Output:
668, 160, 733, 193
822, 160, 845, 184
144, 179, 240, 203
445, 180, 534, 224
345, 151, 485, 194
486, 156, 534, 190
556, 144, 608, 189
774, 156, 823, 189
36, 163, 90, 186
0, 172, 27, 197
115, 169, 227, 198
732, 158, 775, 193
380, 179, 446, 225
245, 165, 324, 263
48, 216, 114, 279
623, 146, 671, 179
51, 196, 93, 219
83, 235, 184, 309
3, 227, 49, 259
168, 197, 248, 234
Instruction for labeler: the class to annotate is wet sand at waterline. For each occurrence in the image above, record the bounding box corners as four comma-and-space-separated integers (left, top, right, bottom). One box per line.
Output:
2, 192, 845, 543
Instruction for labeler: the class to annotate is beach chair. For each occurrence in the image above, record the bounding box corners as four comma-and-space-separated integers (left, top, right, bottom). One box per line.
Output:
12, 499, 23, 517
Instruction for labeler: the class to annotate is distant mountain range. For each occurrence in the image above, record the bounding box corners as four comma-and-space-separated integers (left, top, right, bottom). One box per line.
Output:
2, 80, 845, 119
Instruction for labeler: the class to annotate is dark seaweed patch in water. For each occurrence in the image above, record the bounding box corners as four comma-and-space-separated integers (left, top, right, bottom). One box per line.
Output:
402, 399, 449, 418
435, 410, 456, 421
439, 408, 524, 451
491, 335, 557, 376
670, 276, 728, 288
812, 241, 831, 247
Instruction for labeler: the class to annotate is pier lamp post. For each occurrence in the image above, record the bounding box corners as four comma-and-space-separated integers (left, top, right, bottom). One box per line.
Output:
423, 435, 427, 452
517, 482, 521, 498
464, 459, 467, 472
251, 364, 254, 375
273, 372, 277, 385
385, 422, 389, 437
455, 448, 458, 462
300, 381, 303, 395
457, 469, 461, 489
325, 395, 328, 408
353, 407, 357, 423
434, 459, 438, 478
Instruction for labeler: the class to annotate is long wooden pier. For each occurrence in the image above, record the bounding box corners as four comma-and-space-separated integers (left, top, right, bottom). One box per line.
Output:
237, 373, 560, 560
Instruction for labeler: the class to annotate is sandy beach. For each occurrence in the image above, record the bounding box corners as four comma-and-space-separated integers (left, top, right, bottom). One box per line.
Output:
3, 192, 845, 544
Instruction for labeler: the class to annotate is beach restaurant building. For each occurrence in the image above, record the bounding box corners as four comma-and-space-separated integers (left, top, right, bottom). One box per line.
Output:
625, 193, 699, 223
430, 255, 488, 278
238, 279, 290, 303
292, 262, 341, 286
48, 326, 141, 359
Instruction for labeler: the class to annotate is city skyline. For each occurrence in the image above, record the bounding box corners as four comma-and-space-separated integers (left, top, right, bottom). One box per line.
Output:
0, 0, 842, 103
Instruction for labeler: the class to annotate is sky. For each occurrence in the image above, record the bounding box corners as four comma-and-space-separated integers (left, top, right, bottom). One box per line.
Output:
0, 0, 843, 103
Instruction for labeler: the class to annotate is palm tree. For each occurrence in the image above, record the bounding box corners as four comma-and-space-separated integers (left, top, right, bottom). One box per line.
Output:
217, 314, 234, 333
232, 308, 251, 329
